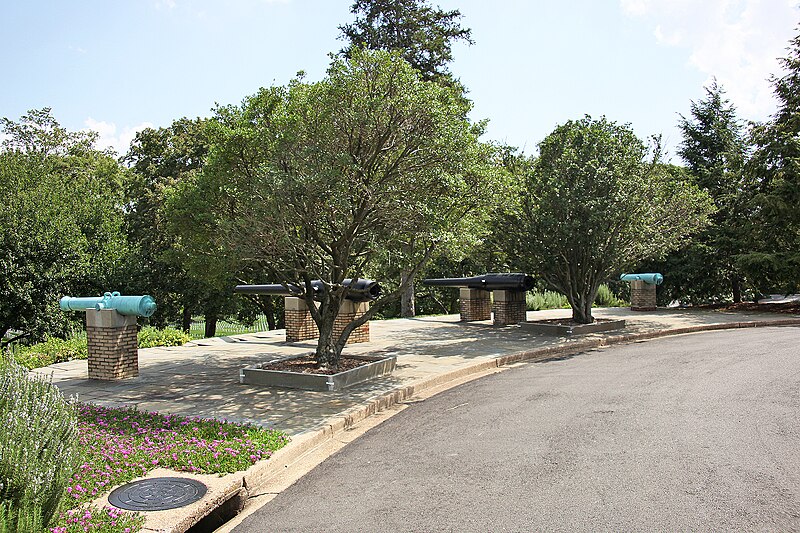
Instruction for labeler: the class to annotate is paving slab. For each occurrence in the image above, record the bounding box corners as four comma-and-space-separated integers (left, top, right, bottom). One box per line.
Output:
31, 307, 800, 436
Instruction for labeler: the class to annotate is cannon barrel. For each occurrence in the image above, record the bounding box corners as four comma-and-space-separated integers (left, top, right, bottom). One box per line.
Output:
422, 273, 535, 291
619, 273, 664, 285
234, 279, 381, 302
59, 292, 157, 317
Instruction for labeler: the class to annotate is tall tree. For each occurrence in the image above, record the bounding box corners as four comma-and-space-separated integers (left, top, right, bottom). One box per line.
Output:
340, 0, 474, 317
651, 81, 751, 303
0, 109, 127, 343
170, 49, 500, 369
339, 0, 473, 84
505, 116, 714, 323
740, 28, 800, 294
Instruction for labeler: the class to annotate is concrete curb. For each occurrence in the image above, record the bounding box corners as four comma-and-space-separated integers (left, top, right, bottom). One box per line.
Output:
147, 317, 800, 532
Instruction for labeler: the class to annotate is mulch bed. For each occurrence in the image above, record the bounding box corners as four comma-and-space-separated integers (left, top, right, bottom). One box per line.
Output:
699, 301, 800, 315
725, 302, 800, 315
263, 355, 373, 375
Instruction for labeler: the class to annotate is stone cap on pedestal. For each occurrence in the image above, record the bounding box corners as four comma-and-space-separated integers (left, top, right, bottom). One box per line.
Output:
86, 309, 137, 328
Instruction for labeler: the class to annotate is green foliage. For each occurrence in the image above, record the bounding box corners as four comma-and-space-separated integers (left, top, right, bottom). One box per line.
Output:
646, 81, 751, 304
136, 326, 191, 348
0, 109, 128, 343
526, 290, 569, 311
171, 49, 502, 368
339, 0, 473, 84
8, 335, 88, 370
739, 29, 800, 294
8, 327, 191, 370
122, 118, 242, 336
0, 356, 81, 531
505, 116, 714, 323
594, 284, 627, 307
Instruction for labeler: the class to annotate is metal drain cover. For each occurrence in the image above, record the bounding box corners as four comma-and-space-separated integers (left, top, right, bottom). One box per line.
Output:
108, 477, 207, 511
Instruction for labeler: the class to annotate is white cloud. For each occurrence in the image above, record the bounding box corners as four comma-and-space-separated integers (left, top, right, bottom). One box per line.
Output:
83, 118, 154, 156
621, 0, 799, 119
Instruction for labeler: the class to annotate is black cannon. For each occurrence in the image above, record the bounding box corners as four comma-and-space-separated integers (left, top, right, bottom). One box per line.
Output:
234, 278, 381, 303
422, 273, 534, 292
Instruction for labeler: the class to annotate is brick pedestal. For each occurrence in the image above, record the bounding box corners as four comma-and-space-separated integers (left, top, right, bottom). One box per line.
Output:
492, 290, 527, 326
284, 297, 370, 344
334, 301, 370, 344
630, 280, 657, 311
285, 297, 317, 342
85, 309, 138, 380
459, 289, 491, 321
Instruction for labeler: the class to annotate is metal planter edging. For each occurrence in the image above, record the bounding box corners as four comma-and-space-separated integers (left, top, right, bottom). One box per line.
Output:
240, 354, 397, 391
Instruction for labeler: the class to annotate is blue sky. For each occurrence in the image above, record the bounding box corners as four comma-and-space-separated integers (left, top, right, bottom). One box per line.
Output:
1, 0, 798, 160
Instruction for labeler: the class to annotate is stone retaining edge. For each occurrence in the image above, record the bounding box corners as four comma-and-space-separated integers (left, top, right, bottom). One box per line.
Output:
178, 318, 800, 532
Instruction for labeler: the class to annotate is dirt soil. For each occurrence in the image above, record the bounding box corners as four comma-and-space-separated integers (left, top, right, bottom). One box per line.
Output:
718, 301, 800, 315
263, 356, 373, 375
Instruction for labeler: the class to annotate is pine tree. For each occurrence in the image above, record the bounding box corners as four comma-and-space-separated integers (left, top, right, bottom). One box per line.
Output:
739, 28, 800, 295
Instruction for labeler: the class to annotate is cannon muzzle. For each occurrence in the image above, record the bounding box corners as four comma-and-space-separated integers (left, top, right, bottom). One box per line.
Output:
60, 292, 157, 317
234, 279, 381, 302
422, 273, 534, 291
619, 273, 664, 285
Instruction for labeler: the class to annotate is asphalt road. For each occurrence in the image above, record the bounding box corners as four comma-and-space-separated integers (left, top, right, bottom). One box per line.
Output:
234, 327, 800, 532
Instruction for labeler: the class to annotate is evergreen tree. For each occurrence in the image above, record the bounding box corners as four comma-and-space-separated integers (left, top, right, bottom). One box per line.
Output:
651, 81, 751, 303
339, 0, 473, 85
740, 28, 800, 294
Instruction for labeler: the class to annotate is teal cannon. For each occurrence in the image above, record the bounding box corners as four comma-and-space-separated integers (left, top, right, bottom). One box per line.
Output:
619, 273, 664, 285
60, 291, 157, 317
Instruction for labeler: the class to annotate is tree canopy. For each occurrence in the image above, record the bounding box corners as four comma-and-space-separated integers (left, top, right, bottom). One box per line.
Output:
649, 81, 751, 303
740, 29, 800, 294
168, 49, 500, 368
506, 116, 714, 323
339, 0, 473, 84
0, 109, 127, 342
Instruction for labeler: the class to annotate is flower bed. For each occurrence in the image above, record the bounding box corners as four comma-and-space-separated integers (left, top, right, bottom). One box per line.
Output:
50, 405, 289, 533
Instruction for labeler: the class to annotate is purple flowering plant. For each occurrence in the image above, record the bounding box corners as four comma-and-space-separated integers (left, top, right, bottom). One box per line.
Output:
51, 404, 289, 533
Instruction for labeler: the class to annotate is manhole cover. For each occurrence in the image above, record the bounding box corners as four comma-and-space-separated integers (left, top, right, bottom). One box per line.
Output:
108, 477, 207, 511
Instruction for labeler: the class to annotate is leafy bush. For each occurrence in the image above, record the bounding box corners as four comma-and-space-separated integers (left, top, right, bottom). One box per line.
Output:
137, 326, 191, 348
594, 284, 628, 307
8, 335, 88, 369
0, 356, 81, 532
526, 289, 570, 311
7, 326, 191, 370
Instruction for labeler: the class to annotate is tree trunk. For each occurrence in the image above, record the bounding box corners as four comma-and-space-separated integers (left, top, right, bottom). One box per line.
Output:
731, 276, 742, 303
204, 307, 219, 338
570, 293, 594, 324
181, 305, 192, 334
264, 296, 277, 330
313, 295, 345, 371
400, 271, 416, 317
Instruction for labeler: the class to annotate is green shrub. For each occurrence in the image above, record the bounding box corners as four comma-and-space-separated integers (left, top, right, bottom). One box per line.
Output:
9, 336, 88, 370
0, 356, 81, 532
137, 326, 191, 349
526, 289, 570, 311
594, 284, 628, 307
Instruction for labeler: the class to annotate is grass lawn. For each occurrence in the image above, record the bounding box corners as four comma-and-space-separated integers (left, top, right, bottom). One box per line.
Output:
50, 405, 289, 533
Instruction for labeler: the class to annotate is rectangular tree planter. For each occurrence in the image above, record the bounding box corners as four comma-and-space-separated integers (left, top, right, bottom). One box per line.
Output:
239, 354, 397, 391
520, 319, 626, 336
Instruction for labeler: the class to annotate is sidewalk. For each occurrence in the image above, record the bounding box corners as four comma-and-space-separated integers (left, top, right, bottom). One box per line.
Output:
31, 307, 800, 532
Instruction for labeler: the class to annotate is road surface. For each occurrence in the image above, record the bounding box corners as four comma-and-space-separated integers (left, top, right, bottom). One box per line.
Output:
235, 327, 800, 532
